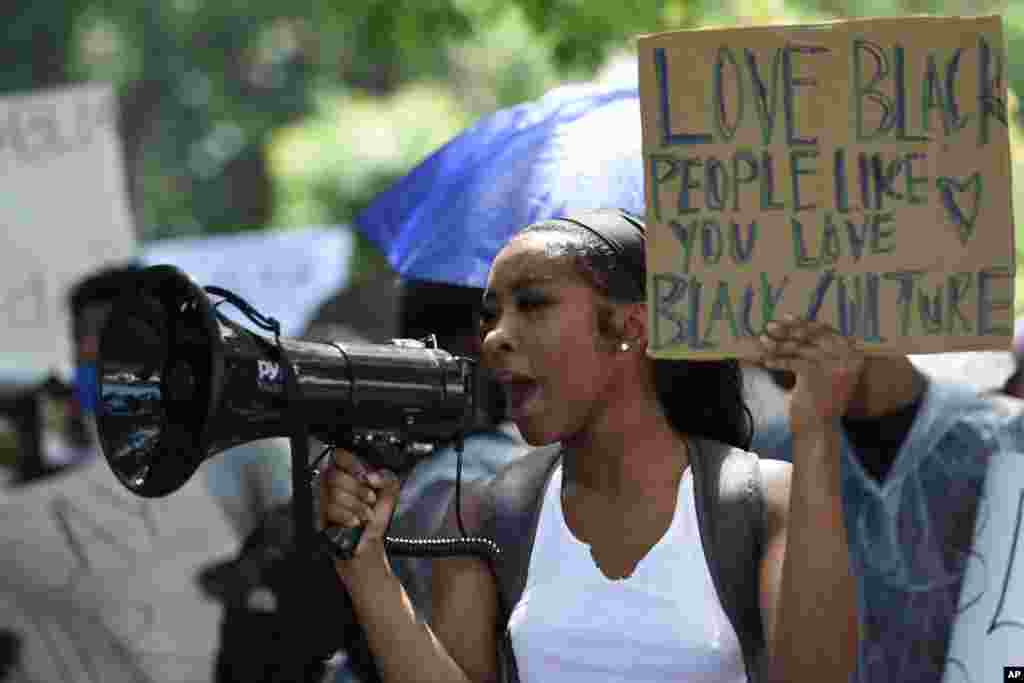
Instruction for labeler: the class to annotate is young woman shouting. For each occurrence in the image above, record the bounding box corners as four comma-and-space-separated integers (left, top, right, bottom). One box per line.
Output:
322, 209, 858, 683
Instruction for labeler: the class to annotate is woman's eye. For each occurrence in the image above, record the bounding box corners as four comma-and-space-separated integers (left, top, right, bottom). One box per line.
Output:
479, 306, 498, 325
516, 293, 550, 312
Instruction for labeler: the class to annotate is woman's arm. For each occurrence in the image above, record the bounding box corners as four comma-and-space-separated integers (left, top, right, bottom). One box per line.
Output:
844, 355, 925, 419
323, 450, 499, 683
841, 356, 926, 482
338, 543, 499, 683
758, 432, 858, 682
757, 318, 860, 683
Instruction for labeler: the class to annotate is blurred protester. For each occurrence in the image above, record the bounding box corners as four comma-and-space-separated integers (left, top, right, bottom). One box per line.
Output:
0, 445, 238, 683
0, 629, 19, 681
199, 501, 356, 683
0, 388, 49, 485
749, 346, 1021, 683
304, 269, 402, 344
1002, 319, 1024, 399
68, 266, 139, 449
197, 437, 292, 539
3, 266, 246, 682
0, 266, 132, 487
0, 265, 144, 484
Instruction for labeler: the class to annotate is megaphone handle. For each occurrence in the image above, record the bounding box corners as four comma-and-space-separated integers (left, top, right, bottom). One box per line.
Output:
321, 523, 365, 560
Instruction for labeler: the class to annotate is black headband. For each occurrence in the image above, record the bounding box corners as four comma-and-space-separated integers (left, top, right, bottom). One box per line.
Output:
554, 209, 646, 299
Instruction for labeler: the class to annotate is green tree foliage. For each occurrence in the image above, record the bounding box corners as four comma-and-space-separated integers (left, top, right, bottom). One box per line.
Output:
3, 2, 500, 241
0, 1, 709, 244
0, 1, 90, 92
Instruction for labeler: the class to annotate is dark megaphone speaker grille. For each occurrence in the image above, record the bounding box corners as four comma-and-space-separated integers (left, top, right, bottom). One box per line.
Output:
97, 266, 474, 497
97, 266, 218, 496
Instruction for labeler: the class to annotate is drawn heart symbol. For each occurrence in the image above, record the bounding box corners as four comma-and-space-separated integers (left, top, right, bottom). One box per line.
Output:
936, 173, 982, 246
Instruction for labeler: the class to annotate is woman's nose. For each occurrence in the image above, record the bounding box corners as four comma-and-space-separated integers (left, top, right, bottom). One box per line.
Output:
481, 320, 515, 360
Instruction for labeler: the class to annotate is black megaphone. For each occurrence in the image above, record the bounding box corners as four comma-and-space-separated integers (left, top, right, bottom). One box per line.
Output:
94, 265, 475, 498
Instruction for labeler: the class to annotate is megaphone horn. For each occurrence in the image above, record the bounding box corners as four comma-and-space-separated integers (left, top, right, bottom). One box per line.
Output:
96, 265, 474, 497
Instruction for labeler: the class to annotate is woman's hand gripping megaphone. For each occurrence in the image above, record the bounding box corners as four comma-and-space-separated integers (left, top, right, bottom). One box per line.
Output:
319, 449, 402, 559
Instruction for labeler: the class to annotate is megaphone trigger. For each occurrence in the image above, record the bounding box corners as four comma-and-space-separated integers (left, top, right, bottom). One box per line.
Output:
310, 443, 366, 560
321, 525, 365, 561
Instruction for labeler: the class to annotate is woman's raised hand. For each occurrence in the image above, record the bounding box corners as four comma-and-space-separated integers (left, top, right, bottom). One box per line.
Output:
757, 316, 865, 435
319, 449, 401, 558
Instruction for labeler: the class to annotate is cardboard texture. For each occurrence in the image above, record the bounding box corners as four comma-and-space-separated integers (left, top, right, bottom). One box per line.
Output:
0, 83, 136, 380
941, 430, 1024, 683
638, 16, 1015, 359
0, 455, 239, 683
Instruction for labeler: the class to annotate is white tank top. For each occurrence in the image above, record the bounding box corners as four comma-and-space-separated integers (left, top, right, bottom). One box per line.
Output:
509, 464, 747, 683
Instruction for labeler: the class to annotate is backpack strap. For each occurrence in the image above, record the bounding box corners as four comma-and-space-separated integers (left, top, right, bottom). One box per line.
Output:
476, 444, 561, 683
689, 436, 768, 683
477, 444, 562, 620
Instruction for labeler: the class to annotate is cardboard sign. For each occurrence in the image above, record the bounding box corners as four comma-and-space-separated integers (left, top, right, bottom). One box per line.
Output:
638, 16, 1014, 359
0, 455, 239, 683
0, 83, 137, 381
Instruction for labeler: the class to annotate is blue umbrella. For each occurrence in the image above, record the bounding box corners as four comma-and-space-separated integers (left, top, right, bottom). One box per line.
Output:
355, 81, 644, 288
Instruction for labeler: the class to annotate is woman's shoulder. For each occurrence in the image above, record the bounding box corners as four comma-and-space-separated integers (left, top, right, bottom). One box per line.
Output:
745, 448, 792, 541
689, 436, 786, 473
689, 436, 791, 512
757, 458, 792, 506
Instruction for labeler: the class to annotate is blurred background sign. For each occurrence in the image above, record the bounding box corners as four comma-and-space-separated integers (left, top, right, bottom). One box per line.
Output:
140, 225, 355, 337
942, 430, 1024, 683
0, 83, 136, 388
0, 456, 239, 683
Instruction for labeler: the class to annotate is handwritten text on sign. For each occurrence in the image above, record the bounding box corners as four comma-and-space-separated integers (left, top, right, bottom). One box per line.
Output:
942, 411, 1024, 683
0, 83, 136, 379
638, 16, 1014, 358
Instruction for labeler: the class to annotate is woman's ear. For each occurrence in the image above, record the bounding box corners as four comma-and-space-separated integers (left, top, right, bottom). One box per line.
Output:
619, 302, 648, 351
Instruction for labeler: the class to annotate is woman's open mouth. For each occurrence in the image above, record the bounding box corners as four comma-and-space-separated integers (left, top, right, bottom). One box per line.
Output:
503, 380, 540, 420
